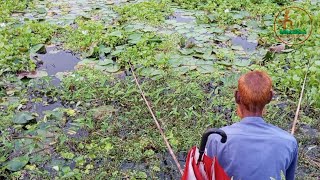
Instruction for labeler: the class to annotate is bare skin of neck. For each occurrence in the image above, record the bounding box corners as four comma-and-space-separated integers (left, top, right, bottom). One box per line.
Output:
237, 104, 264, 119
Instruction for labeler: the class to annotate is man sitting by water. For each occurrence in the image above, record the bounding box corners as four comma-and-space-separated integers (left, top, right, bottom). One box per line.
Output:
206, 70, 298, 180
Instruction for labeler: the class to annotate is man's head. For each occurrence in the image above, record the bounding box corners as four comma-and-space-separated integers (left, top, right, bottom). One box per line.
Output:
235, 70, 273, 118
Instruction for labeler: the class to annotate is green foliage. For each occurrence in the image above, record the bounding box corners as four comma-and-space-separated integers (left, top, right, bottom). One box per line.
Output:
63, 19, 105, 53
172, 0, 280, 25
0, 0, 319, 179
114, 0, 173, 25
0, 0, 30, 22
0, 21, 56, 73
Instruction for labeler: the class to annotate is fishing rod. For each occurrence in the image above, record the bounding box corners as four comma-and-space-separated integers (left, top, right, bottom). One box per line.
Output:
291, 57, 311, 135
128, 62, 184, 175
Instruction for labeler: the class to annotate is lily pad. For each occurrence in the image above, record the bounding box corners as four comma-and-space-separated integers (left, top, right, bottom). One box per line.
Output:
91, 105, 116, 120
94, 62, 120, 73
55, 72, 72, 81
30, 44, 46, 54
139, 67, 163, 77
17, 71, 48, 79
197, 64, 214, 74
179, 48, 194, 55
37, 8, 47, 14
128, 33, 143, 44
13, 112, 35, 124
213, 35, 230, 42
108, 31, 122, 38
6, 156, 29, 171
99, 45, 112, 55
98, 59, 113, 66
233, 59, 251, 67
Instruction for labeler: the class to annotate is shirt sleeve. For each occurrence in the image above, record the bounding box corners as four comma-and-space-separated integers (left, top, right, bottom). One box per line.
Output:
205, 134, 219, 158
286, 143, 298, 180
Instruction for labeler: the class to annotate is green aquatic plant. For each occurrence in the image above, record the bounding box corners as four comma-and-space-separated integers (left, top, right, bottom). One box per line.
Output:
0, 21, 56, 73
114, 0, 173, 25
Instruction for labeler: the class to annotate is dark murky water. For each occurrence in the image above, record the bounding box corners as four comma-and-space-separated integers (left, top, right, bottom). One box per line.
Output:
37, 46, 79, 76
168, 11, 195, 23
231, 36, 257, 52
28, 46, 79, 115
31, 101, 63, 115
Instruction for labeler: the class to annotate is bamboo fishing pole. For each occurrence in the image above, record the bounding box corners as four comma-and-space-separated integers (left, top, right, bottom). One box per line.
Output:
291, 59, 310, 135
128, 62, 184, 175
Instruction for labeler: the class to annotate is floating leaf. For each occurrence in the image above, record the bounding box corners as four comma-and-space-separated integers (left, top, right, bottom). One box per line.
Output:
111, 48, 125, 56
214, 35, 230, 42
55, 72, 71, 81
168, 58, 183, 67
217, 61, 232, 67
128, 33, 142, 44
44, 110, 63, 120
209, 27, 224, 33
82, 45, 96, 58
37, 8, 47, 14
91, 105, 116, 120
231, 45, 244, 51
175, 66, 189, 74
139, 67, 163, 77
177, 28, 189, 34
108, 31, 122, 37
179, 48, 194, 55
104, 64, 120, 73
98, 59, 113, 66
99, 45, 112, 55
6, 156, 29, 171
30, 44, 46, 54
17, 71, 48, 79
13, 112, 35, 124
198, 64, 214, 74
207, 14, 217, 22
233, 59, 251, 67
94, 63, 120, 73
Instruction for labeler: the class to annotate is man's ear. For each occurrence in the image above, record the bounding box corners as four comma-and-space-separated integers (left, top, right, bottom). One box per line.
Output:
235, 90, 240, 104
267, 90, 274, 103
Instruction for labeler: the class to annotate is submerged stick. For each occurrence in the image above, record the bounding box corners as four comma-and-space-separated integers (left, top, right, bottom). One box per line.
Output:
291, 61, 310, 135
128, 62, 184, 175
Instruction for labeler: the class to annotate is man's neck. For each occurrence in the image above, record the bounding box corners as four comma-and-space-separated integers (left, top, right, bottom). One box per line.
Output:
241, 109, 263, 118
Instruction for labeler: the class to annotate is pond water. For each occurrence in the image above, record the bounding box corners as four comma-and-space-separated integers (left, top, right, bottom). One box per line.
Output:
37, 47, 79, 76
231, 36, 257, 52
3, 0, 319, 179
26, 47, 79, 116
37, 46, 79, 85
168, 10, 196, 23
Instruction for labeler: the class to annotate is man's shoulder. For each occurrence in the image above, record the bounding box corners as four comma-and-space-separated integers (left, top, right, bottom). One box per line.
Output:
266, 123, 298, 146
216, 121, 297, 146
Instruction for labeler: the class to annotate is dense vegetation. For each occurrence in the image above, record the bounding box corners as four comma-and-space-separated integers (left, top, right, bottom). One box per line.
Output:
0, 0, 319, 179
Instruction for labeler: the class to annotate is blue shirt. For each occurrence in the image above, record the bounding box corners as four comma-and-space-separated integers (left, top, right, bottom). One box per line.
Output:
206, 117, 298, 180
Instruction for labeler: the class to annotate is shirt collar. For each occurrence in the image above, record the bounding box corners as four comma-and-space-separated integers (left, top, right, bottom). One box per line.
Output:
240, 116, 266, 124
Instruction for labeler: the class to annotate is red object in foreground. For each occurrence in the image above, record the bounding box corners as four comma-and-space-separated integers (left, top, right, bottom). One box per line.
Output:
181, 129, 230, 180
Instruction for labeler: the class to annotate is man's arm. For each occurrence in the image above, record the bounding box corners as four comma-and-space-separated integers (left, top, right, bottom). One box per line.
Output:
286, 144, 298, 180
205, 134, 219, 158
